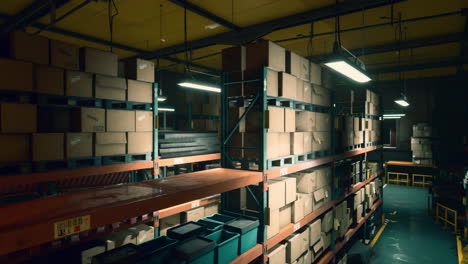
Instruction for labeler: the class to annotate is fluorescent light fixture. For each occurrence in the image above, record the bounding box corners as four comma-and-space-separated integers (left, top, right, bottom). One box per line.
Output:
394, 99, 409, 107
158, 107, 175, 112
157, 96, 167, 102
178, 82, 221, 93
324, 61, 371, 83
383, 114, 406, 117
383, 116, 402, 119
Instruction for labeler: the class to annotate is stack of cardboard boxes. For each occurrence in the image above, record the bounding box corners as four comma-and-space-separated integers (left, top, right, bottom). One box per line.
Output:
342, 115, 380, 148
0, 31, 155, 164
223, 40, 331, 161
411, 123, 433, 165
159, 201, 220, 236
365, 179, 382, 209
353, 188, 366, 224
336, 200, 352, 240
176, 92, 220, 131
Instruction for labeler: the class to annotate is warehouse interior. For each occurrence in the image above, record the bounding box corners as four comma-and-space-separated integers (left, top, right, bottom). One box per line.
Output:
0, 0, 467, 263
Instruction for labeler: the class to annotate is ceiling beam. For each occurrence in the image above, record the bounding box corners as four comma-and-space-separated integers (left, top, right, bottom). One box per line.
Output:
0, 0, 72, 35
0, 12, 219, 74
310, 33, 466, 62
168, 0, 241, 31
128, 0, 406, 61
368, 57, 467, 74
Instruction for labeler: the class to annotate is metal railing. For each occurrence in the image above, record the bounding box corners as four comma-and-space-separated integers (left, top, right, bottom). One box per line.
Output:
387, 172, 410, 186
412, 173, 433, 187
436, 203, 458, 234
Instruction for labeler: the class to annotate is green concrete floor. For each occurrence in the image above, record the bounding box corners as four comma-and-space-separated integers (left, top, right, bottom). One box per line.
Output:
371, 185, 458, 264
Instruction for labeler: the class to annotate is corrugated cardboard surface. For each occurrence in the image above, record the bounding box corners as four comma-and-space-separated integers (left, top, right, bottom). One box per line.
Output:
291, 132, 304, 155
94, 132, 126, 156
0, 58, 33, 92
299, 57, 310, 81
286, 51, 301, 77
35, 65, 64, 95
279, 203, 292, 229
312, 132, 331, 152
66, 71, 93, 97
0, 134, 30, 162
303, 82, 312, 103
268, 180, 286, 210
296, 79, 305, 102
309, 218, 322, 246
281, 177, 297, 204
159, 213, 182, 236
321, 231, 332, 250
50, 39, 79, 70
94, 74, 127, 100
304, 132, 313, 153
295, 111, 314, 132
312, 85, 330, 106
315, 113, 330, 132
105, 230, 137, 248
8, 31, 49, 65
312, 188, 325, 210
71, 107, 105, 132
310, 63, 322, 85
125, 58, 155, 83
128, 224, 154, 245
127, 79, 152, 103
284, 108, 296, 132
106, 110, 135, 132
268, 244, 286, 264
267, 207, 280, 239
0, 103, 37, 133
246, 40, 285, 72
293, 194, 305, 222
66, 133, 93, 158
80, 47, 118, 76
321, 210, 333, 232
135, 111, 153, 132
285, 233, 302, 263
266, 68, 279, 96
127, 132, 152, 153
204, 202, 220, 216
289, 171, 315, 194
278, 72, 297, 100
32, 133, 64, 161
299, 227, 310, 254
181, 207, 205, 222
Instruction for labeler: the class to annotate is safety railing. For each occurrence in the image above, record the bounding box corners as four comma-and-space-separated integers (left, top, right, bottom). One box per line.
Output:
412, 173, 433, 187
387, 172, 410, 186
436, 203, 458, 234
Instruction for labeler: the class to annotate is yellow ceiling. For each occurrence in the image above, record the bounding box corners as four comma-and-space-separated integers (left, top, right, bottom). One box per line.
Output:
0, 0, 466, 80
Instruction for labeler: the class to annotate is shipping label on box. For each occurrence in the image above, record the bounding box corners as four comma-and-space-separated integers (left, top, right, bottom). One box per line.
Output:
66, 133, 93, 159
127, 79, 152, 103
106, 110, 135, 132
0, 103, 37, 133
127, 132, 152, 153
71, 107, 105, 132
94, 132, 127, 156
66, 71, 93, 97
35, 65, 64, 95
50, 39, 79, 70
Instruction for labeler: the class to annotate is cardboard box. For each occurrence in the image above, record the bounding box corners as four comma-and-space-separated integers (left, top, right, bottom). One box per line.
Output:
296, 79, 304, 101
66, 71, 93, 97
279, 204, 292, 229
312, 132, 331, 152
310, 63, 321, 85
127, 132, 152, 153
135, 111, 153, 132
0, 103, 37, 133
280, 176, 297, 204
268, 180, 286, 210
105, 230, 137, 248
94, 74, 127, 100
128, 224, 154, 245
127, 80, 152, 103
50, 39, 79, 70
312, 238, 324, 261
321, 231, 331, 250
106, 110, 135, 132
80, 47, 118, 76
309, 219, 322, 246
246, 107, 284, 132
299, 57, 310, 81
295, 111, 314, 132
0, 58, 33, 92
94, 132, 126, 156
303, 82, 312, 103
266, 68, 279, 96
222, 45, 246, 72
159, 213, 181, 236
312, 188, 325, 211
289, 171, 315, 194
66, 133, 93, 158
292, 194, 305, 222
268, 244, 286, 264
278, 72, 297, 99
286, 51, 301, 77
356, 204, 364, 222
125, 58, 155, 82
32, 133, 64, 161
266, 207, 280, 239
246, 40, 285, 72
291, 132, 304, 155
204, 202, 220, 216
321, 210, 333, 232
311, 85, 330, 106
7, 31, 49, 65
315, 113, 330, 132
181, 207, 205, 222
243, 132, 290, 159
303, 250, 312, 264
284, 108, 295, 132
0, 134, 30, 162
71, 107, 105, 132
336, 201, 347, 221
278, 133, 291, 157
298, 226, 310, 254
285, 233, 303, 263
35, 65, 64, 95
304, 132, 313, 153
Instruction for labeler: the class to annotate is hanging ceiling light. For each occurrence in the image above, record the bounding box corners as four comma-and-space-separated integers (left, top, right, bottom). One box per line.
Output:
383, 114, 406, 117
394, 94, 410, 107
158, 107, 175, 112
178, 82, 221, 93
157, 96, 167, 102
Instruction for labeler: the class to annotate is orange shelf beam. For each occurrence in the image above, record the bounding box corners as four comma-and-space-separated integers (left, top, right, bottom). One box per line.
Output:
158, 195, 221, 219
230, 244, 263, 264
0, 168, 262, 255
266, 146, 381, 180
386, 160, 434, 168
157, 153, 221, 167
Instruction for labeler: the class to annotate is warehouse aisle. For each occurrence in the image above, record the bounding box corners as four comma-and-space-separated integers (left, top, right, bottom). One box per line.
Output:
371, 185, 458, 264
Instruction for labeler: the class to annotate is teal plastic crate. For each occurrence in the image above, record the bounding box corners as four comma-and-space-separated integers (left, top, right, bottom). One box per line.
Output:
136, 236, 178, 263
204, 213, 236, 224
197, 219, 223, 234
223, 217, 259, 254
167, 221, 206, 241
174, 237, 216, 264
205, 230, 240, 264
